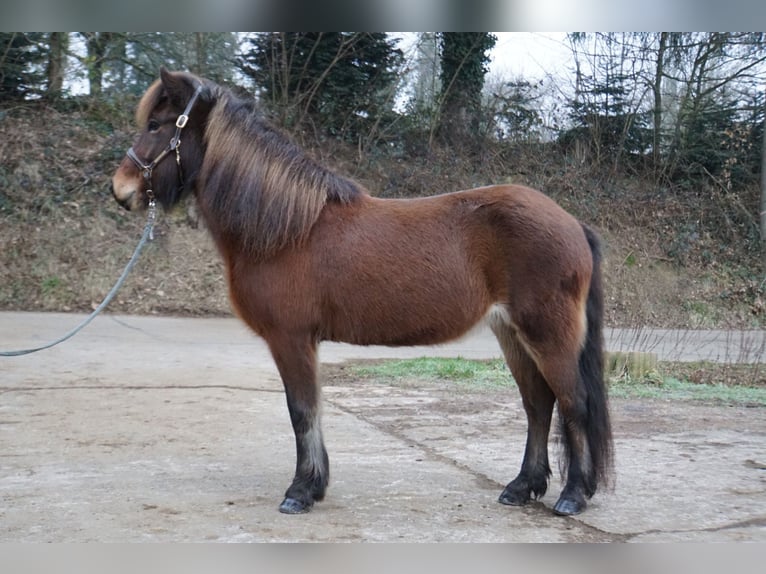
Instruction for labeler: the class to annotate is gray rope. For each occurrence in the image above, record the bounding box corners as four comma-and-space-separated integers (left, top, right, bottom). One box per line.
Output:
0, 204, 157, 357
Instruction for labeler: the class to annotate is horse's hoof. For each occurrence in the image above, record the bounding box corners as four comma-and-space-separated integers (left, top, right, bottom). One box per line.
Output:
553, 496, 586, 516
498, 488, 529, 506
279, 497, 312, 514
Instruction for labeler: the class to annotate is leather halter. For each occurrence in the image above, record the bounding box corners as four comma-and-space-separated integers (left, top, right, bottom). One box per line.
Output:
126, 84, 203, 203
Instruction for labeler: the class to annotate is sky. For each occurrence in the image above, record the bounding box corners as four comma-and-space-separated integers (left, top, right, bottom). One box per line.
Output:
394, 31, 572, 82
489, 32, 571, 81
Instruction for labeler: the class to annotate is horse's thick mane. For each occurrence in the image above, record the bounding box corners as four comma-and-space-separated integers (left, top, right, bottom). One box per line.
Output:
199, 87, 365, 259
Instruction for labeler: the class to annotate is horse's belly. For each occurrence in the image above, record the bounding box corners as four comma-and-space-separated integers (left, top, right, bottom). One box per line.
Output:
322, 267, 492, 346
312, 196, 500, 346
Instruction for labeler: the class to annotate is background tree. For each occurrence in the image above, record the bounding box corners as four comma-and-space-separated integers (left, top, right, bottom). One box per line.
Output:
80, 32, 116, 97
484, 78, 545, 142
409, 33, 440, 116
435, 32, 496, 151
239, 32, 403, 143
660, 33, 766, 183
45, 32, 68, 100
761, 84, 766, 273
63, 33, 239, 98
0, 32, 47, 101
562, 33, 652, 171
400, 33, 441, 133
558, 32, 766, 184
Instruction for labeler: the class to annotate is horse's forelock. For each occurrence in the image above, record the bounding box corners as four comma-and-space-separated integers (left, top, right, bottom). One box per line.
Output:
135, 79, 165, 128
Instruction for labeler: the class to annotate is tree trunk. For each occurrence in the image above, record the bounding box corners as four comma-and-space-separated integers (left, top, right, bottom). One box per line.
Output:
761, 85, 766, 276
84, 32, 112, 97
46, 32, 67, 99
436, 33, 495, 153
652, 32, 667, 177
194, 32, 207, 77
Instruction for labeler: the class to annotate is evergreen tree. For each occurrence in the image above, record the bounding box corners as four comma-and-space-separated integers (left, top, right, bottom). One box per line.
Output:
488, 79, 545, 142
0, 33, 48, 101
436, 32, 496, 150
661, 33, 766, 183
239, 32, 403, 141
563, 33, 651, 168
68, 33, 239, 97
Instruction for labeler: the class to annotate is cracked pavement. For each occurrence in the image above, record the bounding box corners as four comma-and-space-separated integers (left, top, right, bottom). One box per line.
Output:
1, 312, 765, 541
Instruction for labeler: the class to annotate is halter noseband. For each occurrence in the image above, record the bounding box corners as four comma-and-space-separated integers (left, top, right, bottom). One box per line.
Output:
126, 84, 204, 205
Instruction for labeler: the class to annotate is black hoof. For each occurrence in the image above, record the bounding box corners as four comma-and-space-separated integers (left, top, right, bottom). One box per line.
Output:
279, 497, 312, 514
498, 487, 530, 506
553, 496, 586, 516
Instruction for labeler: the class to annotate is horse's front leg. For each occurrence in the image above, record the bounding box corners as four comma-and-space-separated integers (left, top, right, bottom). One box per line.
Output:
267, 333, 329, 514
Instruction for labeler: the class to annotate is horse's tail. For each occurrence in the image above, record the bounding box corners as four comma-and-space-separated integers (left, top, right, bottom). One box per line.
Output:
575, 223, 614, 495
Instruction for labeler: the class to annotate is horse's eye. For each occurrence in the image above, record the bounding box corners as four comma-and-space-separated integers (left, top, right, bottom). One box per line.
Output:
147, 120, 160, 133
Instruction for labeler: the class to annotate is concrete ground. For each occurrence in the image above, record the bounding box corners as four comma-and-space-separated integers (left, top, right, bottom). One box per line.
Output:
1, 311, 764, 542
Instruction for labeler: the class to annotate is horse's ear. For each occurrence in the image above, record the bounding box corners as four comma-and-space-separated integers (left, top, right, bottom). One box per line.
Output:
159, 68, 215, 116
159, 68, 195, 109
160, 69, 182, 93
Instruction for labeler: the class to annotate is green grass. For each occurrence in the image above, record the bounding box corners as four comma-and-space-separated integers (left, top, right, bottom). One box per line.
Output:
41, 276, 62, 296
352, 357, 514, 389
609, 373, 766, 405
348, 357, 766, 406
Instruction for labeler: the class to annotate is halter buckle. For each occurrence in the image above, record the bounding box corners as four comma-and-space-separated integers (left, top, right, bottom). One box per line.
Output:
176, 114, 189, 129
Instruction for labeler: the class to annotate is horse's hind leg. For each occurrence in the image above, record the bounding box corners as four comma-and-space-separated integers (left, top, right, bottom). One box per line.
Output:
537, 356, 593, 516
510, 341, 598, 516
267, 334, 329, 514
490, 318, 555, 506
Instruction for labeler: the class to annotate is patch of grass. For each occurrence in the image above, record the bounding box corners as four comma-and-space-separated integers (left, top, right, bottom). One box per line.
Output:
609, 372, 766, 405
41, 276, 62, 296
352, 357, 514, 389
623, 252, 637, 267
347, 357, 766, 406
682, 299, 718, 327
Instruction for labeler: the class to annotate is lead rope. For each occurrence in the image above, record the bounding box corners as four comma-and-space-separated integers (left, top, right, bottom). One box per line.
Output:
0, 201, 157, 357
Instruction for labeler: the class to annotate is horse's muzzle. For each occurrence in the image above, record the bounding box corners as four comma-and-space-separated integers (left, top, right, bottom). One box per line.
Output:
111, 182, 134, 211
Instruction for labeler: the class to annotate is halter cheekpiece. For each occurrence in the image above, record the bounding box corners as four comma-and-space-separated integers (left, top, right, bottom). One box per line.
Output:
126, 84, 204, 205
